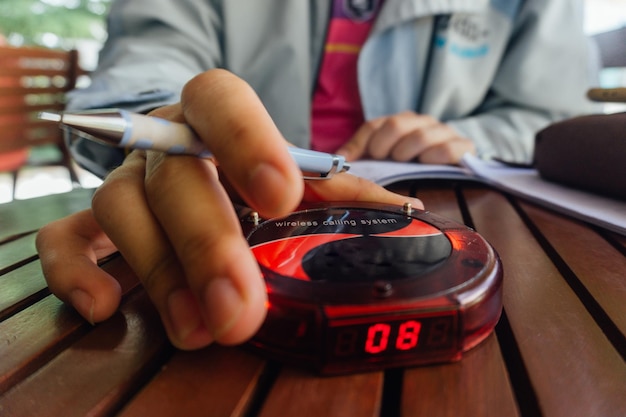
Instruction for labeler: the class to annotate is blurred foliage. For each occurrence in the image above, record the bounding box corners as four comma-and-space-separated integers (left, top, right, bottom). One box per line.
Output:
0, 0, 111, 47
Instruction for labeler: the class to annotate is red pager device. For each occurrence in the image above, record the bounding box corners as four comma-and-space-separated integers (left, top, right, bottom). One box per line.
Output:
241, 202, 503, 375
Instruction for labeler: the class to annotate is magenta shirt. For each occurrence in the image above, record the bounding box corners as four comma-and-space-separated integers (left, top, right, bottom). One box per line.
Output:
311, 0, 383, 152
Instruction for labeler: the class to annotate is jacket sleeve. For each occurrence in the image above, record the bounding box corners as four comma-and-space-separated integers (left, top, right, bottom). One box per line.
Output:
67, 0, 223, 112
447, 0, 600, 163
65, 0, 223, 176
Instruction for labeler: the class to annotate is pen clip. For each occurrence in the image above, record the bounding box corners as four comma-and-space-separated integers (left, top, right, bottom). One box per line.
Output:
301, 172, 333, 180
300, 158, 351, 180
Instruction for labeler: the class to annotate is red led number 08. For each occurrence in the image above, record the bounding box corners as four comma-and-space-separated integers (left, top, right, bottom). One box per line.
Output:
365, 320, 422, 354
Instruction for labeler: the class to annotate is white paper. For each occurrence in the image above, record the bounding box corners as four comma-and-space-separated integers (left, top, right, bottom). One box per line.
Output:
461, 154, 626, 235
348, 156, 626, 236
348, 160, 472, 186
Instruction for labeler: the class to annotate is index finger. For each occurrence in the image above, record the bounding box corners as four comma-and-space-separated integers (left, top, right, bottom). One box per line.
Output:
180, 69, 304, 218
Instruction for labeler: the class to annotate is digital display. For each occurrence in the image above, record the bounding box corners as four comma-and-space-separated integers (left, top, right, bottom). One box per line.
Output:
326, 313, 458, 363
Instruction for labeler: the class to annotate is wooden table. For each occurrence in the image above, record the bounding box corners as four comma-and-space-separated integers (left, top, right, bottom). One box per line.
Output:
1, 180, 626, 417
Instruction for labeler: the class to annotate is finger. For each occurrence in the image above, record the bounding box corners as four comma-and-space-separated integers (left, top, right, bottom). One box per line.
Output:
336, 117, 386, 161
144, 151, 267, 346
92, 151, 213, 350
147, 102, 185, 121
389, 123, 461, 162
367, 112, 439, 159
418, 137, 477, 165
303, 172, 425, 210
180, 69, 303, 218
36, 209, 121, 324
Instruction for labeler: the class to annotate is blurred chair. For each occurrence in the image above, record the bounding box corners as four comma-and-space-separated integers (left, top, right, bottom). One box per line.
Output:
0, 45, 81, 160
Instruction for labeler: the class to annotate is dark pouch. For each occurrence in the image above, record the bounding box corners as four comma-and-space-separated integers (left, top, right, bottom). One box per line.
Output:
534, 112, 626, 200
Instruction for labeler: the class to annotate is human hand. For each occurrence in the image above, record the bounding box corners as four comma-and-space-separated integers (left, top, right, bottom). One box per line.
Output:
36, 69, 424, 351
336, 111, 476, 164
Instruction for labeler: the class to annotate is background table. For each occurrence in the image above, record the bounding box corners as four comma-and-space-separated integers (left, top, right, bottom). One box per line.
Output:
1, 180, 626, 417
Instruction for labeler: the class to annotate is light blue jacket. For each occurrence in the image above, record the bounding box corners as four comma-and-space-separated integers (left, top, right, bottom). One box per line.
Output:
69, 0, 598, 166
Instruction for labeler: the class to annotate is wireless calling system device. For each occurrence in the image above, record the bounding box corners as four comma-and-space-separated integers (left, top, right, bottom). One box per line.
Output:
241, 202, 503, 374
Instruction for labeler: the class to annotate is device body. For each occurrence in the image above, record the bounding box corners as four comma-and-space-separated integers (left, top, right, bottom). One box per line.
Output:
242, 202, 503, 374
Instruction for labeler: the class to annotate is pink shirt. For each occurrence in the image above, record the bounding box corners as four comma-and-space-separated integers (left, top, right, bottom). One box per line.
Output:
311, 0, 383, 153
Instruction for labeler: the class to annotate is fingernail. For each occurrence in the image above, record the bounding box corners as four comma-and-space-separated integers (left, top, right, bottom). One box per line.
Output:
407, 197, 425, 210
248, 163, 288, 213
70, 289, 95, 325
203, 277, 244, 340
167, 289, 206, 344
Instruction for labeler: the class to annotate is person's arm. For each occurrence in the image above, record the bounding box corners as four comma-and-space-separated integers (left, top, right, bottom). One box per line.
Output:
68, 0, 222, 113
338, 0, 599, 165
447, 0, 599, 162
65, 0, 224, 177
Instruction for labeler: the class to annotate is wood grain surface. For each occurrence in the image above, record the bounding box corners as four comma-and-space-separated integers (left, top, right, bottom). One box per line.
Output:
2, 183, 625, 417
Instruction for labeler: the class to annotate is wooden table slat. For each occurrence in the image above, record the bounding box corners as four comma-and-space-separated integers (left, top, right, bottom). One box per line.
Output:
0, 260, 49, 319
402, 334, 520, 417
520, 202, 626, 342
2, 182, 626, 417
259, 368, 384, 417
412, 186, 465, 225
0, 255, 141, 396
464, 188, 626, 417
0, 289, 171, 417
0, 295, 87, 395
118, 347, 267, 417
0, 233, 37, 272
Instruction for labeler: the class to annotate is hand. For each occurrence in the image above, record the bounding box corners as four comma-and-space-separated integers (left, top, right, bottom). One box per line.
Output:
36, 69, 424, 351
336, 111, 476, 164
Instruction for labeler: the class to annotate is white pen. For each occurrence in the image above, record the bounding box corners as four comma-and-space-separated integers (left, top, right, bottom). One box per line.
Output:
39, 108, 350, 179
